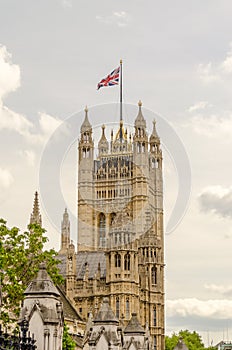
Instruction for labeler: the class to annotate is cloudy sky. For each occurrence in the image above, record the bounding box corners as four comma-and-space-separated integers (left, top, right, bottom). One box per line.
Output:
1, 0, 232, 345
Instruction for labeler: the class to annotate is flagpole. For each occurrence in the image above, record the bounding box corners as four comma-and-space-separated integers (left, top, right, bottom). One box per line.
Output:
120, 59, 123, 121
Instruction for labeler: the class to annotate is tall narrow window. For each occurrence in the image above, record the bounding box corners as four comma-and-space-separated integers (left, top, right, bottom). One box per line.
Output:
124, 253, 130, 270
115, 253, 121, 268
99, 213, 106, 248
153, 307, 157, 326
151, 266, 157, 285
154, 336, 157, 350
110, 212, 116, 226
116, 297, 120, 319
126, 298, 130, 319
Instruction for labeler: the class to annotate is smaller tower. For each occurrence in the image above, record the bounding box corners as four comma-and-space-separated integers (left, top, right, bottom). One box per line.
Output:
30, 191, 42, 226
19, 263, 63, 350
78, 107, 95, 250
59, 208, 70, 253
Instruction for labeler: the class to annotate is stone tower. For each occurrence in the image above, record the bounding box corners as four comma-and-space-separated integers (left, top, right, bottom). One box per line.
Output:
78, 102, 163, 251
74, 102, 165, 350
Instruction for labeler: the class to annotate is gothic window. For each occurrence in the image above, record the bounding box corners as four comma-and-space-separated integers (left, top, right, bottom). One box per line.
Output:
115, 253, 121, 268
116, 297, 120, 318
98, 213, 106, 248
151, 158, 156, 169
154, 336, 157, 350
152, 266, 157, 285
137, 143, 141, 153
124, 253, 130, 270
142, 142, 145, 152
110, 213, 116, 226
126, 298, 130, 318
153, 307, 157, 326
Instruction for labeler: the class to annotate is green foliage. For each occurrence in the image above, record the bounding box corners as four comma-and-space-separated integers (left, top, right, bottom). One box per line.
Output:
62, 323, 76, 350
165, 330, 206, 350
0, 219, 63, 323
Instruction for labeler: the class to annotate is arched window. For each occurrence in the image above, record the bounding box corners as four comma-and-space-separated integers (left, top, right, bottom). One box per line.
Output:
99, 213, 106, 248
115, 253, 121, 268
126, 298, 130, 318
152, 266, 157, 285
116, 297, 120, 319
110, 212, 116, 226
124, 253, 130, 270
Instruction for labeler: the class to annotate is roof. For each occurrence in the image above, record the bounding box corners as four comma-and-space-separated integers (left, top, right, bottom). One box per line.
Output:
93, 298, 119, 325
81, 107, 92, 133
76, 251, 106, 279
24, 263, 60, 297
57, 251, 106, 280
57, 285, 83, 322
124, 313, 145, 334
134, 101, 146, 128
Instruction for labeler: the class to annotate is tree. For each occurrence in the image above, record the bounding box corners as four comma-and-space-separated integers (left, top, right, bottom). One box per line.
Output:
165, 330, 207, 350
0, 219, 63, 323
62, 323, 76, 350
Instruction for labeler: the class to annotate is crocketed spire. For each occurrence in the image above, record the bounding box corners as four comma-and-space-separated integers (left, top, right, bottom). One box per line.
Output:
134, 100, 146, 129
149, 119, 160, 143
81, 106, 92, 133
98, 125, 109, 154
30, 191, 42, 226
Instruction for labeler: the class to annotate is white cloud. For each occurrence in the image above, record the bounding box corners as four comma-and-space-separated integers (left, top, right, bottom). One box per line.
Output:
198, 185, 232, 219
96, 11, 130, 27
0, 45, 20, 99
198, 62, 220, 84
167, 298, 232, 320
0, 168, 14, 188
0, 105, 33, 137
198, 42, 232, 83
38, 112, 62, 135
220, 42, 232, 73
187, 113, 232, 139
19, 150, 36, 166
187, 101, 211, 113
204, 284, 232, 297
0, 45, 63, 145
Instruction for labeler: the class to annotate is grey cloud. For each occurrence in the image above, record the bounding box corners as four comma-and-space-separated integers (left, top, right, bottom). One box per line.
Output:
198, 187, 232, 219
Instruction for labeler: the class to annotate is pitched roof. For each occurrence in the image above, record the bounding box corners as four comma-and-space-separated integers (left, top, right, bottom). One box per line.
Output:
76, 251, 106, 279
57, 285, 83, 322
24, 263, 60, 297
124, 313, 145, 334
94, 297, 119, 324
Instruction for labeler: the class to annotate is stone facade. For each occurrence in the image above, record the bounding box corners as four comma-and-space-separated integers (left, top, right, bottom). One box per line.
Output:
58, 101, 165, 350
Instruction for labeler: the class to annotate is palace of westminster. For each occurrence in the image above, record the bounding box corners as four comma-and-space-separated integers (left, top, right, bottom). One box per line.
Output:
30, 101, 165, 350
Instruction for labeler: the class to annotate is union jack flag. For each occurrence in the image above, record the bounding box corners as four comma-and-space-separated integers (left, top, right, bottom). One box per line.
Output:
97, 66, 120, 90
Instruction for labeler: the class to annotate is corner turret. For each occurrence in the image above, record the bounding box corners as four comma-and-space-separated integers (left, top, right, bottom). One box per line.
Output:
59, 208, 70, 253
98, 125, 109, 155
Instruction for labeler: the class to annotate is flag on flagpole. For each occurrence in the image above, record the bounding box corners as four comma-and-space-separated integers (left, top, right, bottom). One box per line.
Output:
97, 66, 120, 90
